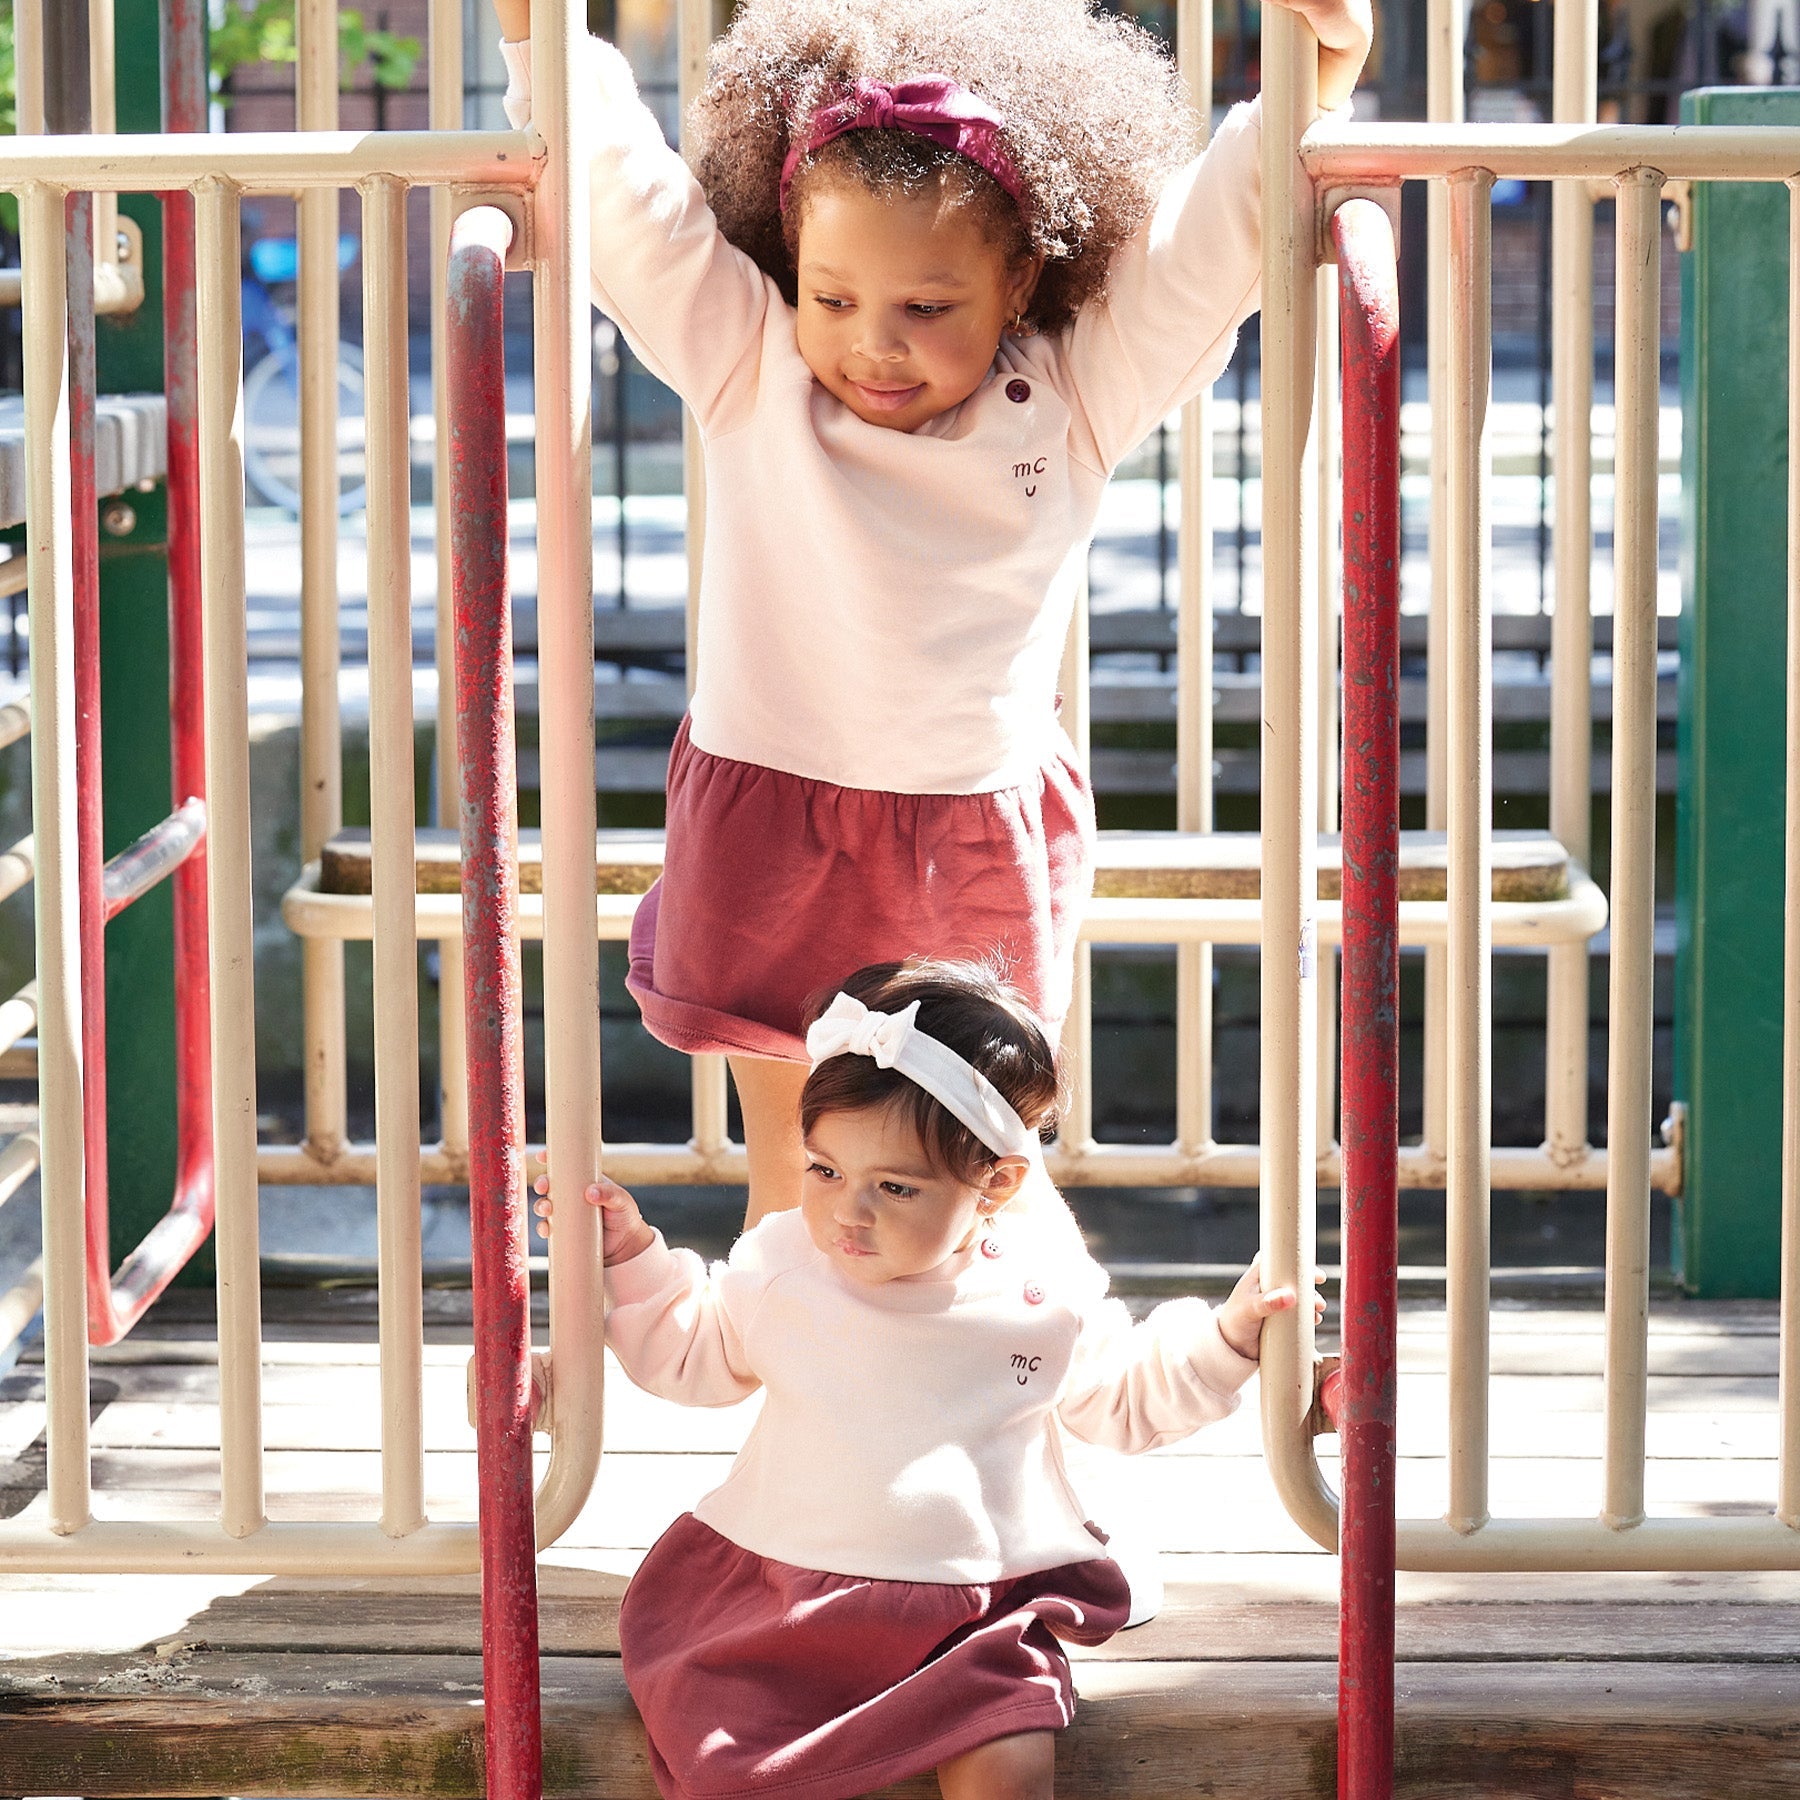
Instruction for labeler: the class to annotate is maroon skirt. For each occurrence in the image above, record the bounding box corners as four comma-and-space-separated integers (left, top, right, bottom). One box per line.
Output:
619, 1514, 1131, 1800
627, 717, 1096, 1062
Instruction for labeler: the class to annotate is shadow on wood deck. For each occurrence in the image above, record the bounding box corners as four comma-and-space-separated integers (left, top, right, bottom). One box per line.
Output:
2, 1287, 1797, 1798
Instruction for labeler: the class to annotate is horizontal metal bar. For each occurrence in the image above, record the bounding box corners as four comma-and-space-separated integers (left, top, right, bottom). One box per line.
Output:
0, 1517, 482, 1574
0, 129, 536, 193
279, 867, 1609, 949
0, 980, 38, 1059
1304, 121, 1800, 183
0, 1131, 42, 1213
1392, 1514, 1800, 1571
0, 1255, 43, 1352
0, 833, 34, 906
256, 1136, 1680, 1194
100, 796, 205, 921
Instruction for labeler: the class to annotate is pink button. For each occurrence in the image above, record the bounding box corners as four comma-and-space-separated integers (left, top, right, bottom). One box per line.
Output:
1023, 1282, 1045, 1305
980, 1238, 1003, 1259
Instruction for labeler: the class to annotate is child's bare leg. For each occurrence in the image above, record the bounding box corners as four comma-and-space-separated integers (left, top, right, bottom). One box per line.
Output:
728, 1055, 810, 1228
936, 1730, 1055, 1800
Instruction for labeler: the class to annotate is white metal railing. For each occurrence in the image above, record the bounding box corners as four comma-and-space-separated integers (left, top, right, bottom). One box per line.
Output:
0, 0, 605, 1573
1, 0, 1777, 1585
1262, 0, 1800, 1569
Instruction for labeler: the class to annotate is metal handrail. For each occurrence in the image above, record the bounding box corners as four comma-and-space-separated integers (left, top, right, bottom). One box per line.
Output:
449, 200, 543, 1800
1331, 195, 1403, 1800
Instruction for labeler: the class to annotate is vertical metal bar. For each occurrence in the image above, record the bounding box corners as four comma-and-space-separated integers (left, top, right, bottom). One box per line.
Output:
21, 180, 90, 1533
677, 0, 709, 681
1546, 0, 1600, 1168
1257, 9, 1334, 1545
297, 0, 347, 1165
529, 0, 605, 1544
430, 0, 470, 1168
70, 182, 113, 1341
1315, 266, 1342, 1156
162, 0, 215, 1347
1058, 596, 1094, 1156
45, 5, 112, 1349
1602, 167, 1663, 1532
1175, 0, 1215, 1161
195, 177, 266, 1539
677, 0, 730, 1162
451, 203, 541, 1800
1423, 0, 1466, 1167
1333, 195, 1402, 1800
87, 0, 118, 287
362, 175, 425, 1540
15, 0, 46, 137
1445, 168, 1493, 1537
1782, 178, 1800, 1534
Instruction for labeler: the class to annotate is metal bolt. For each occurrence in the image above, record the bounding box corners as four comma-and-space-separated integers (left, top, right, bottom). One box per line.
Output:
115, 229, 134, 263
101, 500, 136, 538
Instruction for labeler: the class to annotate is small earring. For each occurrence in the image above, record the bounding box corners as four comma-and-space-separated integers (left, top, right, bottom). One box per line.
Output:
1009, 310, 1028, 335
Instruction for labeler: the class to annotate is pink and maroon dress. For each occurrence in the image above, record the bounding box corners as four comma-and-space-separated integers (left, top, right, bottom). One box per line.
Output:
603, 1205, 1259, 1800
497, 36, 1265, 1062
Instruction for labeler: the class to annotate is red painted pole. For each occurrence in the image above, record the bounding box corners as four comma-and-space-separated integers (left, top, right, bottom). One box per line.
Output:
1332, 196, 1402, 1800
449, 205, 543, 1800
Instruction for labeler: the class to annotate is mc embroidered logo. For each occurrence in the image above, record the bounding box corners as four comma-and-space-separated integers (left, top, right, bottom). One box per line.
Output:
1009, 1352, 1044, 1385
1012, 457, 1047, 498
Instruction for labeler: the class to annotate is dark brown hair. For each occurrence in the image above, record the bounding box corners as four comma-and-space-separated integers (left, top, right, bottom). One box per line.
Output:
800, 959, 1059, 1186
687, 0, 1199, 334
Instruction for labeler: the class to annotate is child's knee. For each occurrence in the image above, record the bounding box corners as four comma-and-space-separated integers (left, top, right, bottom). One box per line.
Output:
936, 1729, 1056, 1800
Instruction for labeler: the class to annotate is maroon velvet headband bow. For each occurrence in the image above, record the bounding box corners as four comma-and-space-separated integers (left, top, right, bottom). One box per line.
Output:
777, 74, 1027, 217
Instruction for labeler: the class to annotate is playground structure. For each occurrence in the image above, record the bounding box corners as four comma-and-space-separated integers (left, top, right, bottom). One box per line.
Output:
0, 0, 1798, 1797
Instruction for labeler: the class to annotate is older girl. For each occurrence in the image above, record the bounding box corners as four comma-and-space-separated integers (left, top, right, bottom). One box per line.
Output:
493, 0, 1371, 1225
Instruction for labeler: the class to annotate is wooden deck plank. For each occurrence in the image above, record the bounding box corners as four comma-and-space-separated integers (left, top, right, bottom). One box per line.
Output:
315, 826, 1573, 905
13, 1560, 1800, 1661
129, 1581, 1800, 1665
3, 1652, 1798, 1799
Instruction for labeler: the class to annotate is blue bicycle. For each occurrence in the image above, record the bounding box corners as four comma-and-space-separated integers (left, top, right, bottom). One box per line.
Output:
241, 233, 367, 516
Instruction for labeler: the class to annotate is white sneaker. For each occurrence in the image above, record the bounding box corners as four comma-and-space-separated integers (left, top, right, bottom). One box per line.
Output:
1105, 1517, 1165, 1629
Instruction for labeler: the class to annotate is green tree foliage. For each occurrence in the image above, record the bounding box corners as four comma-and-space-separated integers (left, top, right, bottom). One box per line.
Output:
0, 2, 422, 126
0, 3, 419, 233
208, 2, 422, 97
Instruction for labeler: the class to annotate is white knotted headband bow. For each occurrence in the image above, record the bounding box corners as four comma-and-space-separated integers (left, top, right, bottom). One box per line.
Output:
804, 992, 1043, 1166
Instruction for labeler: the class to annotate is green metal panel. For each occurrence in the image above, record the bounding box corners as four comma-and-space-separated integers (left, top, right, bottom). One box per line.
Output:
92, 0, 197, 1276
1673, 87, 1800, 1297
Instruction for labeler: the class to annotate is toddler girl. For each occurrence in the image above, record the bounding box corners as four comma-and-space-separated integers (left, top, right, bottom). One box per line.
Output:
494, 0, 1372, 1225
539, 958, 1317, 1800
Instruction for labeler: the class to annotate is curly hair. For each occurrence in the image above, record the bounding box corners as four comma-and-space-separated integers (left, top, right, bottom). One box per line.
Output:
688, 0, 1199, 334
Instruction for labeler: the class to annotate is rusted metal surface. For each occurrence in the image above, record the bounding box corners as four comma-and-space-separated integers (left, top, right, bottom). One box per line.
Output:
449, 204, 542, 1800
1333, 197, 1403, 1800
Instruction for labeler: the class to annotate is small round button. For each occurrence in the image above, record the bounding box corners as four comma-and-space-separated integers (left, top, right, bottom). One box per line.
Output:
980, 1237, 1003, 1260
1005, 378, 1031, 404
1023, 1281, 1045, 1305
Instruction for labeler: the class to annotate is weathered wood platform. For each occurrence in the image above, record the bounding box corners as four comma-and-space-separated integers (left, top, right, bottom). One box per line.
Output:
2, 1287, 1796, 1798
318, 825, 1574, 903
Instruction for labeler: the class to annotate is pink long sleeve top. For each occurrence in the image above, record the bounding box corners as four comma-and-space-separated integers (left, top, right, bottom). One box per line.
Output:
603, 1205, 1259, 1585
504, 38, 1263, 796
